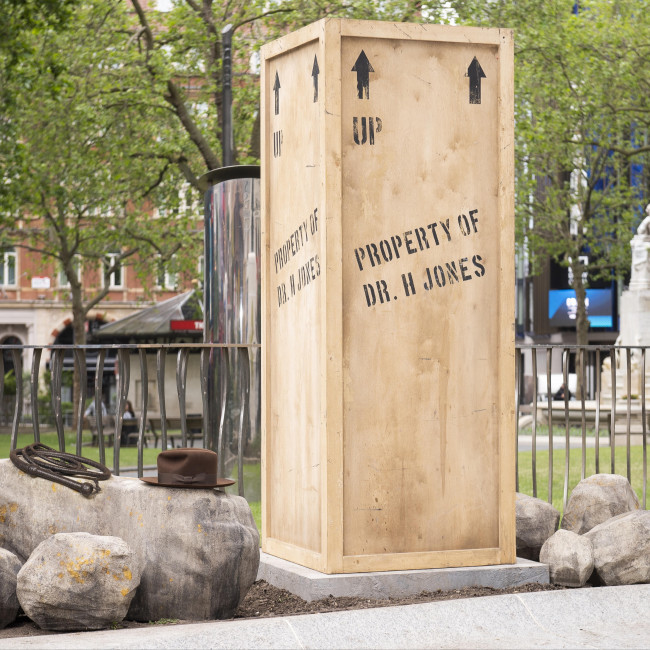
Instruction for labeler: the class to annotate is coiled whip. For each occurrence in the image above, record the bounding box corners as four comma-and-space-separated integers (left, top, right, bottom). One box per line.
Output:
10, 443, 111, 497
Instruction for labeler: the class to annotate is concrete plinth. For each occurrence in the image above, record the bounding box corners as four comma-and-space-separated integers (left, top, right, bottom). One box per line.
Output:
257, 552, 549, 602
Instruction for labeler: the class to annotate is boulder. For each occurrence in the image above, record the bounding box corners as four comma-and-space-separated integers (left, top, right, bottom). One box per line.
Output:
0, 548, 22, 629
17, 532, 141, 631
561, 474, 639, 534
539, 529, 594, 587
0, 459, 259, 621
516, 492, 560, 561
584, 510, 650, 586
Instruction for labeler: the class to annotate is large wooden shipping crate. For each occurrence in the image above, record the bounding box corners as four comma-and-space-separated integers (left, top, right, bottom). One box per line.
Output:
261, 19, 515, 574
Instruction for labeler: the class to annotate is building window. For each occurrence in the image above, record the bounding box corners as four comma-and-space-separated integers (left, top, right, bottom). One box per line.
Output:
196, 254, 204, 290
104, 254, 123, 289
0, 249, 16, 286
58, 257, 81, 288
154, 184, 200, 220
156, 256, 177, 290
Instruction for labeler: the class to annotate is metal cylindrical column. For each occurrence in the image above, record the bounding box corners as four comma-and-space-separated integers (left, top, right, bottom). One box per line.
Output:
202, 165, 260, 495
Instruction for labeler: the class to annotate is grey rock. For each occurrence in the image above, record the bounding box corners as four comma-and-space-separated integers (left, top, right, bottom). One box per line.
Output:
17, 532, 141, 631
0, 547, 23, 629
0, 459, 259, 621
516, 493, 560, 561
561, 474, 639, 534
585, 510, 650, 586
539, 529, 594, 587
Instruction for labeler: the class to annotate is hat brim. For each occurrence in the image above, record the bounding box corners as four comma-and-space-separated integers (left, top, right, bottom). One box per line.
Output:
139, 477, 236, 488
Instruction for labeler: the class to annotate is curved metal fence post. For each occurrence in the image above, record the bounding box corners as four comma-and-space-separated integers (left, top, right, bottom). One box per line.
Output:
546, 347, 553, 504
0, 352, 4, 427
176, 348, 189, 448
157, 348, 168, 450
217, 348, 229, 480
200, 347, 210, 450
50, 348, 65, 451
643, 347, 647, 509
595, 348, 601, 475
562, 347, 570, 510
31, 348, 42, 443
626, 347, 632, 483
531, 349, 538, 498
95, 349, 106, 466
138, 349, 148, 477
10, 349, 23, 451
611, 346, 616, 475
237, 346, 248, 496
515, 347, 520, 493
114, 348, 130, 476
74, 348, 87, 457
580, 347, 586, 481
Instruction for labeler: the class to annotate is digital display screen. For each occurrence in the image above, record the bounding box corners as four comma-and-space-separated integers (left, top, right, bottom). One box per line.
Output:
548, 288, 614, 328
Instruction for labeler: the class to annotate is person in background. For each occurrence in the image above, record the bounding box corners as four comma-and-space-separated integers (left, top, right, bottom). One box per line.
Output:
120, 400, 138, 446
554, 383, 571, 401
84, 399, 107, 417
124, 400, 136, 419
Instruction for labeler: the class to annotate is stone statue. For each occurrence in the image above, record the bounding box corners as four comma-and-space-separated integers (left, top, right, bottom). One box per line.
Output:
629, 203, 650, 291
637, 203, 650, 236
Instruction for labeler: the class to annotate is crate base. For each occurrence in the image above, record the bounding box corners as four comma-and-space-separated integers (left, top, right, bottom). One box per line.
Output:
257, 552, 549, 602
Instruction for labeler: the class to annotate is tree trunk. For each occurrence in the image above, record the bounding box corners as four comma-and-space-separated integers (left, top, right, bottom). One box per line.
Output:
570, 257, 589, 400
71, 286, 87, 430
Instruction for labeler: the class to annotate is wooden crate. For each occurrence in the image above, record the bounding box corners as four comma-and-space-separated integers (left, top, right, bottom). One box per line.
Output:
261, 18, 515, 574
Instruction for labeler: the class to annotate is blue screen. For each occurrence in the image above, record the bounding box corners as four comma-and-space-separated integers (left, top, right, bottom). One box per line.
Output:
548, 289, 613, 328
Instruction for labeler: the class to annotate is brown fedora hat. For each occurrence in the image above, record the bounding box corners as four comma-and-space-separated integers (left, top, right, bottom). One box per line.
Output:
140, 448, 235, 488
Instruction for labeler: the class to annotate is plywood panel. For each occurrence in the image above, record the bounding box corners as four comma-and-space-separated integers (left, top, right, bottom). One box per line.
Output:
340, 36, 502, 556
263, 35, 324, 554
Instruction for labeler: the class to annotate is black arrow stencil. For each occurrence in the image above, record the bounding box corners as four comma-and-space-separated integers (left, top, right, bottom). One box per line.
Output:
312, 55, 320, 102
273, 71, 281, 115
351, 50, 374, 99
466, 57, 486, 104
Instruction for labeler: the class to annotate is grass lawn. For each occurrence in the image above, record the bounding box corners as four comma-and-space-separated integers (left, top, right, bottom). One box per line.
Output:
248, 500, 261, 534
0, 431, 161, 470
519, 423, 602, 438
226, 462, 261, 535
5, 430, 646, 534
518, 444, 648, 513
1, 430, 265, 534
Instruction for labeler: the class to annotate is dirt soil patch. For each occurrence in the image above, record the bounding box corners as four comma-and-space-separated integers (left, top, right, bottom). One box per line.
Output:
0, 580, 565, 639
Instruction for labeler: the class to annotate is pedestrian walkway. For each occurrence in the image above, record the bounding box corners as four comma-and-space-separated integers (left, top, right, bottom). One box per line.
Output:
2, 584, 648, 649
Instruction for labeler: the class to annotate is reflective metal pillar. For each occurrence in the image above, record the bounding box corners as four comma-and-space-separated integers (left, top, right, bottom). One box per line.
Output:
202, 165, 261, 497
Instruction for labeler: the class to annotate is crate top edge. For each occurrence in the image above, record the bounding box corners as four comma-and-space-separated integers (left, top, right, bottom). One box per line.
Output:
260, 18, 512, 61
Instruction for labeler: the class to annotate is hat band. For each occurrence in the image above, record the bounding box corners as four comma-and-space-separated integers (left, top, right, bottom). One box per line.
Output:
158, 472, 217, 485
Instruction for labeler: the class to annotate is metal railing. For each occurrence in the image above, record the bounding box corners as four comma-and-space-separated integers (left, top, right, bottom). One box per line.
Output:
2, 342, 647, 510
0, 343, 260, 500
516, 344, 649, 509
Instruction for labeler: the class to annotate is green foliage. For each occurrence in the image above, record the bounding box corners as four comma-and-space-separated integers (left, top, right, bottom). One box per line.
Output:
1, 370, 30, 397
518, 444, 648, 514
126, 0, 456, 183
4, 0, 649, 354
0, 0, 73, 85
451, 0, 650, 343
0, 431, 160, 468
0, 0, 202, 346
148, 618, 180, 626
2, 370, 15, 396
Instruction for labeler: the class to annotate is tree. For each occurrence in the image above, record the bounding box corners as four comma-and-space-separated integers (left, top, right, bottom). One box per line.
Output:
126, 0, 447, 191
452, 0, 650, 346
0, 0, 73, 71
0, 0, 201, 415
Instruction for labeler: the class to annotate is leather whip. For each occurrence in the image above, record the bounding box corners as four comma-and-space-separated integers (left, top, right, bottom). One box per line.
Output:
10, 443, 111, 497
